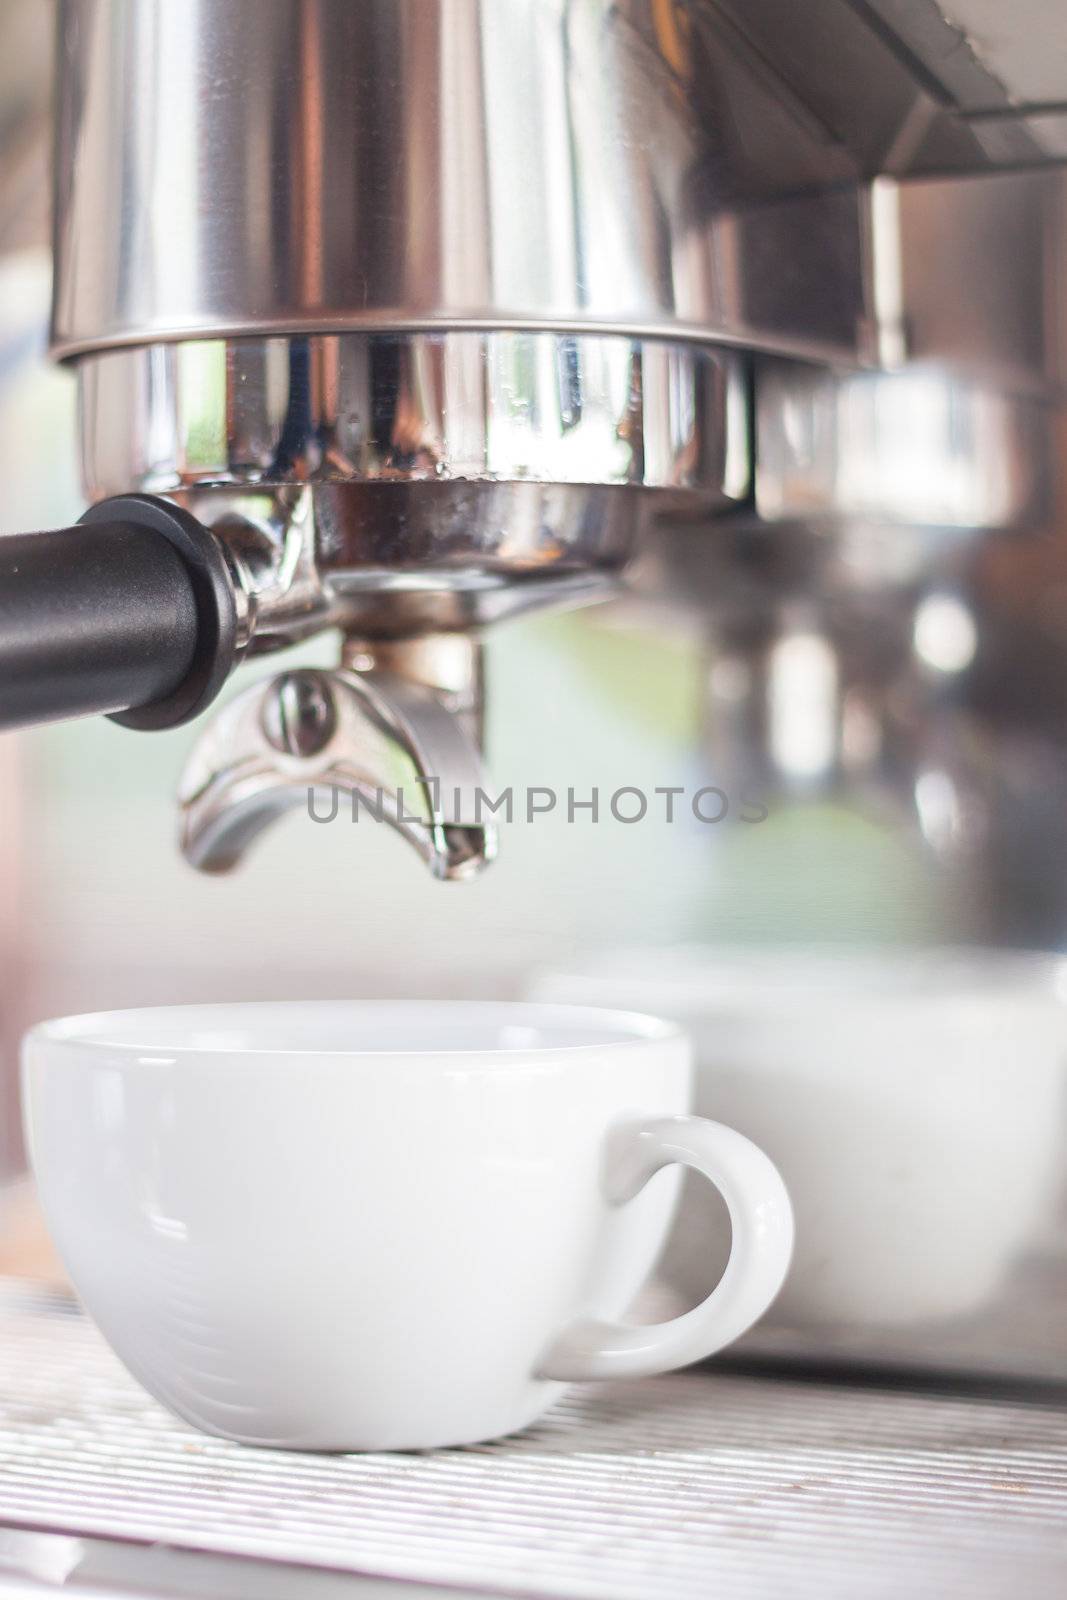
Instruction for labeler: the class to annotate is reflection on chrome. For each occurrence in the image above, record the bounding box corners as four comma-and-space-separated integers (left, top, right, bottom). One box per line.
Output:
77, 333, 749, 502
768, 631, 839, 783
913, 593, 978, 676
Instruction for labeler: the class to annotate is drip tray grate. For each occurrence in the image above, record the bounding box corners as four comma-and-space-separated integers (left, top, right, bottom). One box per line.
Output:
0, 1281, 1066, 1599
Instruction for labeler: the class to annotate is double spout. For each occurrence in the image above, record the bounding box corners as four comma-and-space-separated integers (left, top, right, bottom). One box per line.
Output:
178, 639, 496, 881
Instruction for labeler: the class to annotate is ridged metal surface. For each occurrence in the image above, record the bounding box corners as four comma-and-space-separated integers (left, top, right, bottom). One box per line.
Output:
0, 1282, 1066, 1599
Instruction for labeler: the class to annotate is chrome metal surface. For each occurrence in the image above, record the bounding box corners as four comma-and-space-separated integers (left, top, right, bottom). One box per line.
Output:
754, 361, 1051, 531
690, 581, 1009, 912
343, 634, 486, 749
76, 330, 749, 641
860, 166, 1067, 385
2, 1283, 1067, 1600
177, 658, 495, 880
51, 0, 873, 364
869, 0, 1067, 121
152, 480, 632, 649
711, 0, 1067, 173
54, 0, 1067, 368
76, 333, 749, 502
174, 483, 638, 641
632, 434, 1067, 945
885, 168, 1067, 391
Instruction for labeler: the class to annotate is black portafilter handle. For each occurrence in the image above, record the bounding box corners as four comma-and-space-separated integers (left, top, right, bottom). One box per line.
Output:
0, 494, 238, 732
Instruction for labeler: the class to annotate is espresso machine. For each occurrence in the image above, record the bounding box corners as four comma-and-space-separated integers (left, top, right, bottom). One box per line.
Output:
0, 0, 1063, 941
3, 8, 1067, 1593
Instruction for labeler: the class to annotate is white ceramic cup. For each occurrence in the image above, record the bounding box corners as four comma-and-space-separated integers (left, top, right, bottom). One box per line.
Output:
22, 1001, 792, 1452
530, 948, 1067, 1333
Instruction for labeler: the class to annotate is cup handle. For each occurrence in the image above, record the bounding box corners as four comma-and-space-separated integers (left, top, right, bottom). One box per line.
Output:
537, 1115, 794, 1382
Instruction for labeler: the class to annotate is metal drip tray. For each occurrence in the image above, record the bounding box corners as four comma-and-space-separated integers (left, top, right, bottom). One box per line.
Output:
0, 1281, 1066, 1600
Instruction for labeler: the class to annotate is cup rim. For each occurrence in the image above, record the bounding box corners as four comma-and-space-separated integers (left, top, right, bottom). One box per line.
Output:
23, 998, 686, 1065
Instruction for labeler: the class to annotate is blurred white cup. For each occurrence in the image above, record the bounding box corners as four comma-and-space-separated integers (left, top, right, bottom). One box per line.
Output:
529, 948, 1067, 1330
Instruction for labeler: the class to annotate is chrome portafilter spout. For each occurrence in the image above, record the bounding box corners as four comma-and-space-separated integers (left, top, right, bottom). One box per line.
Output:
178, 637, 495, 881
13, 0, 821, 881
15, 318, 745, 883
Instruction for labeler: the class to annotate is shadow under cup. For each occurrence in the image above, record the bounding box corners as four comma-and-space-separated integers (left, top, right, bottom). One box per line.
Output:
22, 1000, 711, 1452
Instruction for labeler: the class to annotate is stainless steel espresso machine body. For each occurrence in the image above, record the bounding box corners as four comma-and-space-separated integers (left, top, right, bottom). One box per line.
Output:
39, 0, 792, 873
8, 0, 1056, 899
